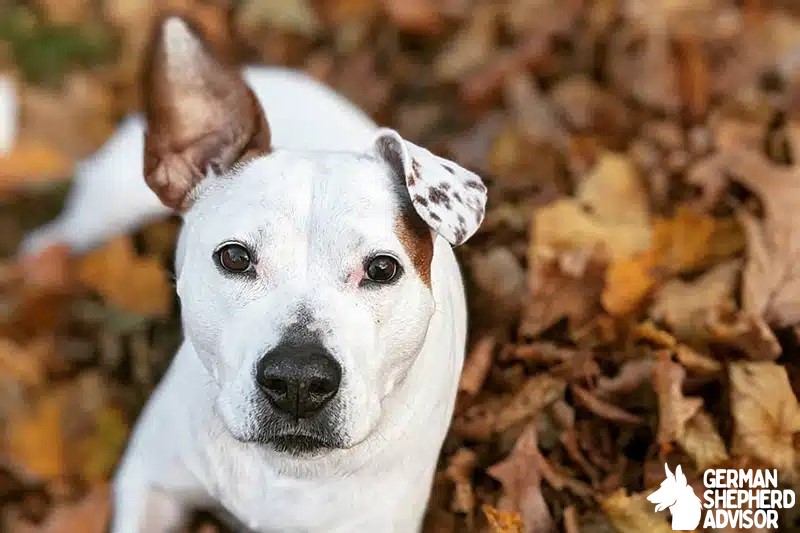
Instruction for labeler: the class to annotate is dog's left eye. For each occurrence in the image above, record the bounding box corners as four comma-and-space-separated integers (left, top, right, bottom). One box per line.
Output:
365, 255, 401, 284
216, 243, 253, 273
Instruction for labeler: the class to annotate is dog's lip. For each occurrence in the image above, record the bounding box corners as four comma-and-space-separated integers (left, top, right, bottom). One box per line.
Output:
267, 433, 335, 454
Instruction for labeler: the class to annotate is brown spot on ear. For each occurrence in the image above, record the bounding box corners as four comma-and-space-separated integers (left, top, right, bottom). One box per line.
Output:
394, 210, 433, 287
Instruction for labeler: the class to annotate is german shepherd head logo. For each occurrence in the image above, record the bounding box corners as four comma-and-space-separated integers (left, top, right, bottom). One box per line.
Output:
647, 463, 702, 530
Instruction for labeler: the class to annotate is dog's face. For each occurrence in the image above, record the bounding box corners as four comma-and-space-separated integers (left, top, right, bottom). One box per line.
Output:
176, 152, 438, 451
143, 18, 486, 456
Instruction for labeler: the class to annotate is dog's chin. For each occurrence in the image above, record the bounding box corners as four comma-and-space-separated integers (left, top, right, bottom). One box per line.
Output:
267, 434, 332, 455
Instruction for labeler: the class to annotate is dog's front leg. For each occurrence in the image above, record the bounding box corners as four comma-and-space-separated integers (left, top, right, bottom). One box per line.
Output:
111, 477, 187, 533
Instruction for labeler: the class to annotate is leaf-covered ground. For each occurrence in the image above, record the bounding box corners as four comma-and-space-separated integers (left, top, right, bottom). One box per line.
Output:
3, 0, 800, 531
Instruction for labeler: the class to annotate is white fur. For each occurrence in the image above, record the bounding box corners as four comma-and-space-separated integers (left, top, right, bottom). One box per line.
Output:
35, 66, 482, 531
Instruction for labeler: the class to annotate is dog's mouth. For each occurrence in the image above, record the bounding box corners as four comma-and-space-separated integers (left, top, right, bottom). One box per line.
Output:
268, 434, 332, 454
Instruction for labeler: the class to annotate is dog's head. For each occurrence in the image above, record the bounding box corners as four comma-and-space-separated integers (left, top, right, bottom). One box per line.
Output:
142, 17, 487, 457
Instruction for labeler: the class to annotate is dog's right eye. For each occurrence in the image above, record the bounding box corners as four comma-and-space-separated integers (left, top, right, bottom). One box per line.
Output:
216, 243, 253, 273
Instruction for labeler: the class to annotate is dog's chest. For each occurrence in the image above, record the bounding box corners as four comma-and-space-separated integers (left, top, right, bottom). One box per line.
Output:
204, 444, 431, 532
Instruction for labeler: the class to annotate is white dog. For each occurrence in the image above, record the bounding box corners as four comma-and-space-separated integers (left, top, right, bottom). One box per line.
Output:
25, 16, 487, 532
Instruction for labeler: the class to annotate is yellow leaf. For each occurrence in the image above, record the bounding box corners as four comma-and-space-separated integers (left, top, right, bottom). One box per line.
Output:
77, 237, 171, 317
532, 152, 651, 261
678, 410, 728, 471
729, 362, 800, 476
0, 139, 72, 196
77, 407, 129, 483
602, 255, 656, 316
482, 505, 524, 533
601, 489, 675, 533
7, 391, 65, 479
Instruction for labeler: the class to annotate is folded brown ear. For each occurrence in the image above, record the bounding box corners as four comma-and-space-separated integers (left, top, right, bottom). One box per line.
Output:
143, 16, 271, 211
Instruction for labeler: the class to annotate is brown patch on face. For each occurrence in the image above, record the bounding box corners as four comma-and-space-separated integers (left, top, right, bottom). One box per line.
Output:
394, 210, 433, 287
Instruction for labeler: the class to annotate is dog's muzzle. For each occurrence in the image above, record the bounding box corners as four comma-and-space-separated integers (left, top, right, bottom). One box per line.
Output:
250, 339, 345, 454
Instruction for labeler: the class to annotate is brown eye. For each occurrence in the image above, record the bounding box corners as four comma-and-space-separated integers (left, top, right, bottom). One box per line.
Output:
217, 243, 253, 273
365, 255, 400, 283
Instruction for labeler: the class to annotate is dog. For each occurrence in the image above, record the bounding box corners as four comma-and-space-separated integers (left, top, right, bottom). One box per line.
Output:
647, 463, 703, 530
23, 16, 487, 532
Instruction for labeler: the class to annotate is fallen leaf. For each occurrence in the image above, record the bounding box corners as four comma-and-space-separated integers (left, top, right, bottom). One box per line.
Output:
520, 247, 605, 338
445, 448, 477, 515
571, 385, 642, 424
707, 304, 782, 360
433, 4, 497, 81
698, 123, 800, 327
532, 152, 651, 260
678, 410, 728, 470
650, 259, 741, 339
602, 255, 656, 316
6, 390, 65, 479
0, 139, 72, 195
236, 0, 321, 37
381, 0, 442, 35
77, 237, 171, 317
653, 354, 703, 447
482, 505, 524, 533
459, 336, 495, 396
600, 489, 674, 533
37, 484, 110, 533
729, 362, 800, 476
672, 344, 722, 374
487, 425, 556, 533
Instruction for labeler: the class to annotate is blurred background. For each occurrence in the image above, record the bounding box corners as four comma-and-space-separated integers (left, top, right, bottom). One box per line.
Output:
2, 0, 800, 531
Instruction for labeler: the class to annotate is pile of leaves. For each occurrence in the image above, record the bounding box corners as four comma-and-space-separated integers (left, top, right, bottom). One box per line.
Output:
3, 0, 800, 531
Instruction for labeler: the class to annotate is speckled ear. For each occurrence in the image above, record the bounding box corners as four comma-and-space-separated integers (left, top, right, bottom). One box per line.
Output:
372, 128, 487, 246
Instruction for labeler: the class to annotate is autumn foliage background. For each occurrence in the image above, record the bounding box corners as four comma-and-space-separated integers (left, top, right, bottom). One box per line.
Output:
2, 0, 800, 531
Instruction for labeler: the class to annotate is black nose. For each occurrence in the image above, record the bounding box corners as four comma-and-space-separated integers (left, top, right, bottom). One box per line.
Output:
255, 344, 341, 419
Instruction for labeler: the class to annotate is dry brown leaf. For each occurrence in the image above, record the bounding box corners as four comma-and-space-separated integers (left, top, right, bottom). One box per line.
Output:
482, 505, 524, 533
381, 0, 442, 35
707, 303, 781, 360
444, 448, 477, 515
459, 336, 495, 396
597, 358, 656, 397
494, 374, 566, 434
678, 410, 728, 470
520, 247, 605, 338
650, 259, 741, 339
0, 336, 48, 389
729, 362, 800, 475
571, 385, 642, 424
77, 237, 171, 317
433, 4, 497, 81
653, 354, 704, 446
532, 152, 651, 261
672, 344, 722, 374
698, 124, 800, 327
600, 489, 674, 533
36, 484, 110, 533
487, 425, 555, 533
